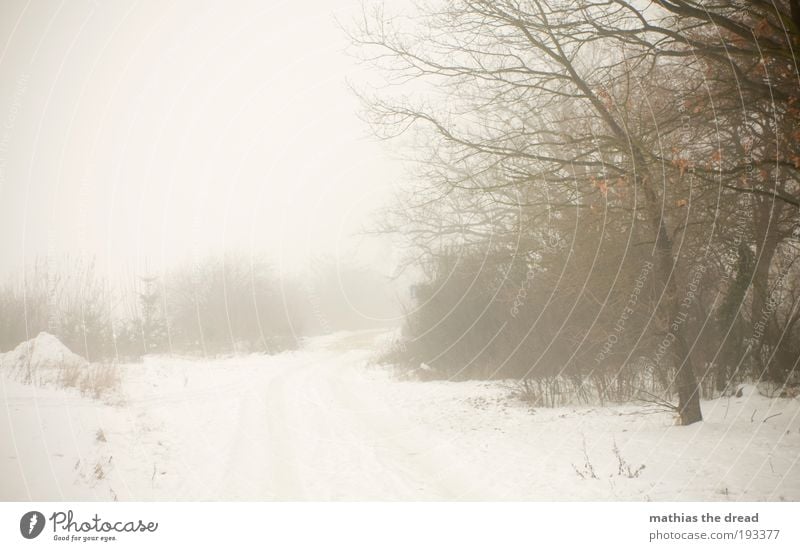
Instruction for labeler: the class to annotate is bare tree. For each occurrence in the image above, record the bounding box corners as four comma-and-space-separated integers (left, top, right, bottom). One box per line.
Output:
352, 0, 800, 424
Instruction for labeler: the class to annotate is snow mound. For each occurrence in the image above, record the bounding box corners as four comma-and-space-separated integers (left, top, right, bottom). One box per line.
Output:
0, 332, 88, 387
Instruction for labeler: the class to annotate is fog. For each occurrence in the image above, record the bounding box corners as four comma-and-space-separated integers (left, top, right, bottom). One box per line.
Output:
1, 0, 799, 508
0, 0, 402, 283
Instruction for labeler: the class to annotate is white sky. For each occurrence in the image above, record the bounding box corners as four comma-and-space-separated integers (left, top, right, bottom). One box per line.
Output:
0, 0, 404, 282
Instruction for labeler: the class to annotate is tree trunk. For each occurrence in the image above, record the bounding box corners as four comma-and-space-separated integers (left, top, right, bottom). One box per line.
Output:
749, 199, 781, 382
674, 332, 703, 425
652, 214, 703, 425
716, 241, 753, 392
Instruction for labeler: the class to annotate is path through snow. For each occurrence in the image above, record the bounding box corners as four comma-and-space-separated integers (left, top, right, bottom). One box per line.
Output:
2, 330, 799, 500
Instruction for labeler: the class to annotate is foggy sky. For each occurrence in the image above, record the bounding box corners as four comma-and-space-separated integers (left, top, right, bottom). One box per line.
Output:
0, 0, 403, 282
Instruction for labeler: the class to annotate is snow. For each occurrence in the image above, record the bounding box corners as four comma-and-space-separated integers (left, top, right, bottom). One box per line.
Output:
0, 332, 88, 387
379, 377, 800, 500
1, 330, 799, 501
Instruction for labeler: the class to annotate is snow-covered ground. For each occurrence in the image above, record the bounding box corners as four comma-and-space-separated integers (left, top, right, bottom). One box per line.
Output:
1, 330, 799, 501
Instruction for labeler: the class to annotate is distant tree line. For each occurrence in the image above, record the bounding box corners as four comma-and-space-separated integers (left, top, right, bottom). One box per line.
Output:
353, 0, 800, 424
0, 254, 395, 361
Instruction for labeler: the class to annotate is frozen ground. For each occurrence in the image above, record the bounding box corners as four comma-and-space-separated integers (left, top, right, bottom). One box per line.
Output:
1, 330, 799, 501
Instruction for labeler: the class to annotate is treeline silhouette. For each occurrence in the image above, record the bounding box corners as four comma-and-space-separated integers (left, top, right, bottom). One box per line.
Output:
0, 255, 395, 360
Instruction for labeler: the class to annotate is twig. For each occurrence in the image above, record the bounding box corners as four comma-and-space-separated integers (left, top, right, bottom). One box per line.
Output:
573, 435, 598, 480
633, 386, 678, 412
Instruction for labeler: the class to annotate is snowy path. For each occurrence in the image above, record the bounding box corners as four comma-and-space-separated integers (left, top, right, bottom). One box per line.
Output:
1, 331, 498, 500
2, 330, 800, 501
215, 344, 497, 500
